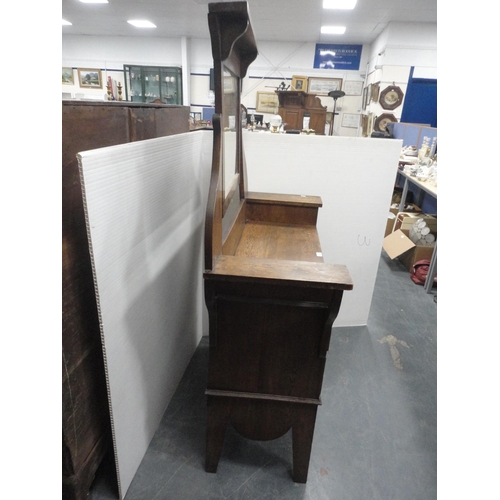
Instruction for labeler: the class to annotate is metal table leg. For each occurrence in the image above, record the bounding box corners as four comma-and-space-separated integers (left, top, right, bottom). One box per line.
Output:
424, 241, 437, 293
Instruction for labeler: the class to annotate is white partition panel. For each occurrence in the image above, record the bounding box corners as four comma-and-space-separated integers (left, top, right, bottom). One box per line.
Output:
78, 131, 212, 498
243, 133, 402, 327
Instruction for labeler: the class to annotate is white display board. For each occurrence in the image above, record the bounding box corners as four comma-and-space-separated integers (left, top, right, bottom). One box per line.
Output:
78, 132, 212, 498
243, 132, 402, 326
77, 130, 400, 496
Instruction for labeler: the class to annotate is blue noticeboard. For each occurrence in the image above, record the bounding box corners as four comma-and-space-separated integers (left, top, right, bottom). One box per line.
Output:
313, 44, 362, 70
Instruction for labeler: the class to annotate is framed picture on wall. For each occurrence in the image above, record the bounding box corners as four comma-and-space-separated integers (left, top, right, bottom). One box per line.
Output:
62, 67, 74, 85
341, 113, 361, 128
291, 75, 308, 92
374, 113, 397, 133
362, 86, 369, 110
365, 84, 373, 108
343, 80, 363, 96
256, 91, 279, 113
307, 77, 343, 95
78, 68, 102, 88
370, 82, 380, 103
379, 85, 404, 110
361, 114, 369, 137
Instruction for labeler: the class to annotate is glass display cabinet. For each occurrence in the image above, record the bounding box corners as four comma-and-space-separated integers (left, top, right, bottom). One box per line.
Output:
123, 65, 182, 104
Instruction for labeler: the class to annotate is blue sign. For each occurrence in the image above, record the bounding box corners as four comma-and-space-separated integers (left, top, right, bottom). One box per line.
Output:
314, 44, 362, 70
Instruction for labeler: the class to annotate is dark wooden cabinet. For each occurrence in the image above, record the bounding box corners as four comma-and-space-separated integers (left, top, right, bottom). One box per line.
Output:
62, 100, 189, 500
204, 2, 352, 483
277, 91, 327, 134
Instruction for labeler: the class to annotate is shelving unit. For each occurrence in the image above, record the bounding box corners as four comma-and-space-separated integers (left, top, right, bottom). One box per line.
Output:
124, 65, 182, 104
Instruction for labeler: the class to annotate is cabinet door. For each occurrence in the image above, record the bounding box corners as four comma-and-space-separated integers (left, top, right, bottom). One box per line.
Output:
142, 67, 162, 103
309, 110, 326, 135
160, 68, 182, 104
125, 66, 144, 102
279, 108, 302, 131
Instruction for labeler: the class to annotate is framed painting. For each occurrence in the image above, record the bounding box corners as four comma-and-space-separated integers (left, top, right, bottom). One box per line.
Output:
291, 75, 308, 92
256, 91, 279, 113
62, 67, 74, 85
307, 77, 343, 95
78, 68, 102, 88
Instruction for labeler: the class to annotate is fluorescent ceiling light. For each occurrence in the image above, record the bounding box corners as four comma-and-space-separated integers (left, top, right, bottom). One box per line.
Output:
127, 20, 157, 28
323, 0, 357, 9
79, 0, 109, 3
321, 26, 346, 34
62, 19, 72, 25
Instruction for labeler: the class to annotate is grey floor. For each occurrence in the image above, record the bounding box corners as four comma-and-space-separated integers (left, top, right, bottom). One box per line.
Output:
90, 250, 437, 500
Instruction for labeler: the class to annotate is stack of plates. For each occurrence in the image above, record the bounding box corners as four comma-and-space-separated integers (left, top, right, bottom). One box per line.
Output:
409, 219, 436, 246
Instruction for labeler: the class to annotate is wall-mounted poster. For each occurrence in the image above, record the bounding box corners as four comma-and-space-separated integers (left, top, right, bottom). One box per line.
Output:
313, 44, 362, 70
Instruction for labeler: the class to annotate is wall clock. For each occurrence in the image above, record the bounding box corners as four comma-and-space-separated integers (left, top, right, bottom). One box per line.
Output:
379, 85, 404, 110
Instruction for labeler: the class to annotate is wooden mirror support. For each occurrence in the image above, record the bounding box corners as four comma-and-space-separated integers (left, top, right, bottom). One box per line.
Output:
204, 1, 353, 483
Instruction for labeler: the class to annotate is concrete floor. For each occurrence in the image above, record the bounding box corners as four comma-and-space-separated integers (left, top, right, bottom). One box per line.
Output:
90, 251, 437, 499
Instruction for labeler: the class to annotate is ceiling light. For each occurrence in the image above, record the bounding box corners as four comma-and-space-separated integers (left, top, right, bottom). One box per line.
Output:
79, 0, 109, 3
323, 0, 357, 9
321, 26, 346, 34
127, 20, 157, 28
62, 19, 72, 26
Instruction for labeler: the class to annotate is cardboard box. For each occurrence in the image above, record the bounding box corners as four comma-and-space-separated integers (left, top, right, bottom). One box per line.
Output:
383, 214, 437, 271
394, 212, 436, 233
384, 205, 421, 237
385, 212, 397, 237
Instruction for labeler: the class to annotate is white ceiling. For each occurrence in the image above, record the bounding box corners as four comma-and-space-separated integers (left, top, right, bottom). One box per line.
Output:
62, 0, 437, 45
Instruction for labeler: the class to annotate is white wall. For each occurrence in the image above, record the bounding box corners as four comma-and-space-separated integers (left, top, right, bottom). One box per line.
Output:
360, 22, 437, 134
366, 22, 437, 75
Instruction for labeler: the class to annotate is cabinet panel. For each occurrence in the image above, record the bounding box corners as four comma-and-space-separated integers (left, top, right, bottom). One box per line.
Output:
279, 109, 302, 130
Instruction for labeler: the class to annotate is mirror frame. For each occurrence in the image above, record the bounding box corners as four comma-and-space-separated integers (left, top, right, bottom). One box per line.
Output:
205, 2, 258, 270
